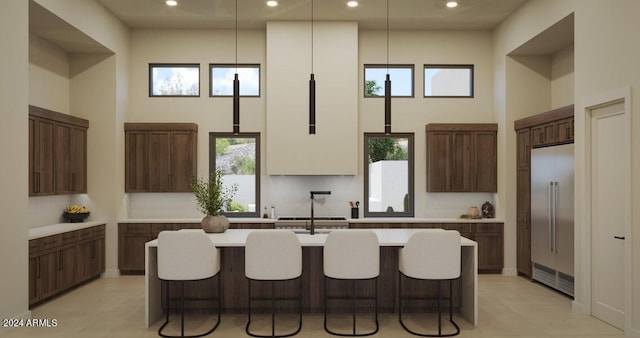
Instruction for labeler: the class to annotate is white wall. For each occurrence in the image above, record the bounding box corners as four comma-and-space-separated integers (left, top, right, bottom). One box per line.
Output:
494, 0, 640, 333
0, 0, 30, 330
126, 28, 496, 219
29, 34, 70, 113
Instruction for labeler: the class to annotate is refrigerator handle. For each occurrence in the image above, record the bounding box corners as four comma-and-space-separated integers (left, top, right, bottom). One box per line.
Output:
548, 182, 553, 252
554, 181, 559, 253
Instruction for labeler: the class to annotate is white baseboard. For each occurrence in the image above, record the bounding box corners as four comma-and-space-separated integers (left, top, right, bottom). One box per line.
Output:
0, 310, 32, 334
571, 300, 586, 315
102, 269, 120, 278
502, 268, 518, 276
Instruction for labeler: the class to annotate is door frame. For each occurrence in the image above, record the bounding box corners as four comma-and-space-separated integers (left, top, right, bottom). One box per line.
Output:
579, 86, 632, 330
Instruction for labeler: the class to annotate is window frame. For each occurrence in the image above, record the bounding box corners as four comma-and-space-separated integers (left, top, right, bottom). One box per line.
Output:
209, 63, 261, 97
209, 132, 261, 218
363, 64, 415, 98
148, 63, 200, 97
423, 64, 474, 98
363, 132, 415, 218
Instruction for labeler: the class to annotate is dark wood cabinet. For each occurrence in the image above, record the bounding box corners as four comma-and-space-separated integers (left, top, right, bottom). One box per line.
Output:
426, 124, 498, 192
118, 222, 275, 273
28, 224, 105, 307
29, 105, 89, 196
349, 221, 502, 273
124, 123, 197, 193
514, 104, 573, 278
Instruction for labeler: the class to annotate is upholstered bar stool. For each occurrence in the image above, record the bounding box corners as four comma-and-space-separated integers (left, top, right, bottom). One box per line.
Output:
157, 230, 221, 338
323, 230, 380, 336
245, 230, 302, 337
398, 230, 461, 337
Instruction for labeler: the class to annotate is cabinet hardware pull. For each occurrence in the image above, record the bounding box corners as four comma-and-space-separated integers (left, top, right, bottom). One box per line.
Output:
614, 236, 625, 240
36, 257, 41, 278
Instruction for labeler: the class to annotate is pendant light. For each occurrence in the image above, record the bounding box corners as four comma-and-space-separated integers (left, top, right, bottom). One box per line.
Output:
309, 0, 316, 134
233, 0, 240, 135
384, 0, 391, 135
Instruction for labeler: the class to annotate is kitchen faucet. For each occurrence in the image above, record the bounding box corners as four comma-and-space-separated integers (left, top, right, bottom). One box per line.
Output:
309, 191, 331, 235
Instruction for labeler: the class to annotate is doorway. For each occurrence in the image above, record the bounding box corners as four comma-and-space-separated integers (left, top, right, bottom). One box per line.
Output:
588, 97, 630, 330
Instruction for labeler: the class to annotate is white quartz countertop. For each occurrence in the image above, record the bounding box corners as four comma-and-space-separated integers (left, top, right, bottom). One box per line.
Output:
29, 221, 107, 240
118, 218, 276, 223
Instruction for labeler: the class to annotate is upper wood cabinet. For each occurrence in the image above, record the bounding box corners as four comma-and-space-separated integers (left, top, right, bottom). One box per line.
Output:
124, 123, 197, 192
29, 105, 89, 196
516, 105, 574, 148
426, 123, 498, 192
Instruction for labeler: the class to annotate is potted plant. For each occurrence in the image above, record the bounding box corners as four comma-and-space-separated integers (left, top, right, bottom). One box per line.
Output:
191, 169, 238, 233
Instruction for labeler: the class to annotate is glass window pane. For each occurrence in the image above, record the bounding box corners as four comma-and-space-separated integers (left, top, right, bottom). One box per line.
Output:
424, 65, 473, 97
150, 64, 199, 96
364, 65, 413, 97
210, 65, 260, 96
365, 134, 413, 216
212, 134, 259, 217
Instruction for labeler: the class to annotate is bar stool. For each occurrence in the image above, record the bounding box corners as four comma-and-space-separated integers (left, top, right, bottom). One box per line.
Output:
398, 230, 461, 337
323, 230, 380, 336
245, 230, 302, 337
157, 230, 221, 338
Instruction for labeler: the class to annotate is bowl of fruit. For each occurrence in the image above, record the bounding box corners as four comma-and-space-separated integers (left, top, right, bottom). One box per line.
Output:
64, 205, 90, 223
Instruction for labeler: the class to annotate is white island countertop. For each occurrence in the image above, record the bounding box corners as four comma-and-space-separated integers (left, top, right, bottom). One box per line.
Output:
120, 217, 502, 224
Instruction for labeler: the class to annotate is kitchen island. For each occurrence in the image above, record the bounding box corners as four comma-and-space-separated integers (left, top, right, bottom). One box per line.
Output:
144, 228, 478, 327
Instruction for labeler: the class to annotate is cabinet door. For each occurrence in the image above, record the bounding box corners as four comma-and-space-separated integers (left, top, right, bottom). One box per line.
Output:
474, 131, 497, 192
38, 250, 59, 300
119, 223, 152, 272
148, 132, 171, 192
474, 223, 504, 272
125, 131, 149, 192
555, 118, 574, 143
29, 254, 39, 305
54, 123, 72, 194
517, 128, 531, 168
426, 132, 451, 192
531, 122, 557, 146
451, 132, 474, 192
57, 245, 76, 291
517, 167, 531, 277
76, 239, 103, 282
70, 127, 87, 193
32, 118, 56, 196
170, 131, 196, 192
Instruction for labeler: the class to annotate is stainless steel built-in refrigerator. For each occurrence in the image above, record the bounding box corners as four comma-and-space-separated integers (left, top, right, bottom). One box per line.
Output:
531, 143, 574, 296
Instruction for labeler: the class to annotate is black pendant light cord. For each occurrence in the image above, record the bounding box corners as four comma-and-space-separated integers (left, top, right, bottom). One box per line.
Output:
384, 0, 391, 135
309, 0, 316, 134
233, 0, 240, 134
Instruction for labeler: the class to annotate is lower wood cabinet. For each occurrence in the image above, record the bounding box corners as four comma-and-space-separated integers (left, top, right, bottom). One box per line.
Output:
349, 222, 503, 273
118, 222, 276, 273
29, 224, 105, 307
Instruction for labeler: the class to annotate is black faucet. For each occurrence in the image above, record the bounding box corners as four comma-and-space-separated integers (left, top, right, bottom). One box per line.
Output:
310, 191, 331, 235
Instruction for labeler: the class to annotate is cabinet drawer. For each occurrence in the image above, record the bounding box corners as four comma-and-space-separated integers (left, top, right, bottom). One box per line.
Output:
121, 223, 150, 234
60, 232, 78, 245
28, 239, 40, 252
474, 223, 502, 233
151, 224, 180, 237
440, 223, 471, 233
77, 227, 95, 241
35, 236, 59, 251
94, 225, 106, 238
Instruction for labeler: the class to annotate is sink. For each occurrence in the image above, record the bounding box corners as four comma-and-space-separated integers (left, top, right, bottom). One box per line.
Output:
291, 229, 332, 234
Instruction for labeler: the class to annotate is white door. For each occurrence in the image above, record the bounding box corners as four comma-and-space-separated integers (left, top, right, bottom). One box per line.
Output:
590, 100, 628, 329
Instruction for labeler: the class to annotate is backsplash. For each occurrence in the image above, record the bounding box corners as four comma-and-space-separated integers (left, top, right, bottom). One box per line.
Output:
126, 176, 495, 220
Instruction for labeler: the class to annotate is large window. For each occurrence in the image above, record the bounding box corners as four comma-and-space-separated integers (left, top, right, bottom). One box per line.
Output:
364, 133, 414, 217
364, 65, 414, 97
210, 64, 260, 97
149, 63, 200, 97
424, 64, 474, 98
210, 133, 260, 217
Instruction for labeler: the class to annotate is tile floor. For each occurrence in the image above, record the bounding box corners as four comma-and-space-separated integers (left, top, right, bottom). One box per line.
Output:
1, 275, 623, 337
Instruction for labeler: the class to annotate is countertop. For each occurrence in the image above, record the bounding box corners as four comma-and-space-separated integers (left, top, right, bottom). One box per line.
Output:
120, 217, 502, 224
29, 221, 108, 240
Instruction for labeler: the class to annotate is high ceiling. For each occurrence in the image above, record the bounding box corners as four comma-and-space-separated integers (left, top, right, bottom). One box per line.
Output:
96, 0, 528, 30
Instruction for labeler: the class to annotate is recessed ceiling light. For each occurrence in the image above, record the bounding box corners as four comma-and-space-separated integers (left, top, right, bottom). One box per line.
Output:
446, 1, 458, 8
166, 0, 178, 6
347, 1, 358, 8
266, 0, 278, 7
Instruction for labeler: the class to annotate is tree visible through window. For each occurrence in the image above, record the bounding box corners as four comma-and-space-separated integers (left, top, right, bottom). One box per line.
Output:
364, 65, 414, 97
149, 64, 199, 96
210, 133, 260, 217
364, 133, 414, 217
